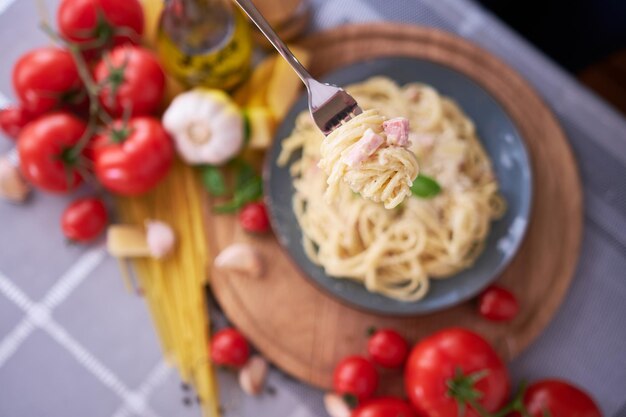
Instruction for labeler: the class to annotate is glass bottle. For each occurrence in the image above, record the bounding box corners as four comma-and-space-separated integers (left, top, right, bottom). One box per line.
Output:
156, 0, 253, 90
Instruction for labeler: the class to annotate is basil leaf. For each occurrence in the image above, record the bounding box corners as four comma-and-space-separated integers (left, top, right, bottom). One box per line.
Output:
235, 161, 256, 190
411, 174, 441, 198
213, 176, 263, 214
202, 165, 226, 197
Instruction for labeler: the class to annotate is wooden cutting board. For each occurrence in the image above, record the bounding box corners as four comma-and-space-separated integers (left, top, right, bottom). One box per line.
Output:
206, 24, 583, 390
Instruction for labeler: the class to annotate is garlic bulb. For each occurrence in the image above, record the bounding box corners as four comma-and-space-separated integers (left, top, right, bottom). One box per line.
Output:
145, 220, 176, 258
238, 355, 268, 396
162, 88, 244, 166
0, 153, 30, 203
214, 243, 264, 278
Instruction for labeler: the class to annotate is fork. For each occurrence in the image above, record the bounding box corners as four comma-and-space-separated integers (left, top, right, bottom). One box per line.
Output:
231, 0, 362, 135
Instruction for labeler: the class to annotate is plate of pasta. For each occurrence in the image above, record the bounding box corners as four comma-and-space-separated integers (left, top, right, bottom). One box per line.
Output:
265, 56, 532, 315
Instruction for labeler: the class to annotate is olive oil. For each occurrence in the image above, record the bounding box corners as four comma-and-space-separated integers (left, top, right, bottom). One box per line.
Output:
156, 0, 253, 90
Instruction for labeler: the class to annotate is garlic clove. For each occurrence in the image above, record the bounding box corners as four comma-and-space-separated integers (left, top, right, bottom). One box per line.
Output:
0, 155, 30, 203
238, 355, 268, 396
145, 220, 176, 259
214, 243, 264, 278
324, 393, 352, 417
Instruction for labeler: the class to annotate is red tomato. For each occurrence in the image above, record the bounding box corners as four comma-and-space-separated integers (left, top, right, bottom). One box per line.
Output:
62, 198, 108, 242
210, 327, 250, 368
521, 380, 602, 417
57, 0, 144, 53
94, 45, 165, 117
352, 397, 417, 417
478, 285, 519, 322
404, 328, 510, 417
92, 117, 173, 195
239, 202, 270, 233
367, 329, 409, 368
333, 356, 379, 403
18, 112, 87, 192
12, 48, 82, 114
0, 106, 36, 140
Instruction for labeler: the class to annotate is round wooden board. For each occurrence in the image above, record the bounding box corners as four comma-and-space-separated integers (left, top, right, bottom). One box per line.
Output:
207, 24, 583, 390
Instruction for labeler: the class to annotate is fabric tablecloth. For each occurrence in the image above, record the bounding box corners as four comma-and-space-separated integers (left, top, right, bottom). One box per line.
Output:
1, 0, 625, 416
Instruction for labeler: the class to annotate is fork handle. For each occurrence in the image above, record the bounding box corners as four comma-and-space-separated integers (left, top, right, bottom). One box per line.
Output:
231, 0, 313, 85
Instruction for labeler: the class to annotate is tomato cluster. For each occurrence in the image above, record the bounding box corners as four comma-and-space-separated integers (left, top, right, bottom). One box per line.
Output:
1, 0, 174, 243
328, 327, 601, 417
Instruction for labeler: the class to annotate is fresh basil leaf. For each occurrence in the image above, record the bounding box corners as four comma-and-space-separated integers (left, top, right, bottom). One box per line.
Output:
213, 176, 263, 214
201, 165, 226, 197
411, 174, 441, 198
236, 176, 263, 203
235, 160, 256, 190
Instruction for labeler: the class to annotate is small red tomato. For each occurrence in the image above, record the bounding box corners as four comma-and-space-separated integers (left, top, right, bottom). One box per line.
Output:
0, 106, 37, 140
94, 45, 166, 117
12, 47, 83, 114
210, 327, 250, 368
478, 285, 519, 322
352, 397, 417, 417
521, 379, 602, 417
333, 355, 379, 403
62, 198, 108, 242
57, 0, 144, 53
92, 117, 173, 195
367, 329, 409, 368
18, 112, 88, 192
239, 202, 270, 233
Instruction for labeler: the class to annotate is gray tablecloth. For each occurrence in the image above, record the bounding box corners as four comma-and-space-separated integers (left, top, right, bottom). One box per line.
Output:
1, 1, 625, 416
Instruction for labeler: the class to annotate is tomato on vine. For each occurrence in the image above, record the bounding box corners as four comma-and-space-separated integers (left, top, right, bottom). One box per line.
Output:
18, 112, 88, 192
13, 47, 83, 114
57, 0, 144, 54
62, 198, 108, 242
92, 117, 173, 195
94, 45, 166, 117
0, 106, 36, 140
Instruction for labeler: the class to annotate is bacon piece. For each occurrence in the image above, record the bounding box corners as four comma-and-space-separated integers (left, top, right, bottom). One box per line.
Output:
383, 117, 410, 147
342, 128, 384, 167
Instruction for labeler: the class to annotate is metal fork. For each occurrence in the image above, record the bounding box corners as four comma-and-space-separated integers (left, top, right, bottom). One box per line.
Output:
231, 0, 362, 135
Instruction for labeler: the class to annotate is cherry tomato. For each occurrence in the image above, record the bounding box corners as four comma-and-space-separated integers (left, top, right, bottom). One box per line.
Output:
57, 0, 144, 53
92, 117, 173, 195
62, 198, 108, 242
12, 47, 83, 114
94, 45, 165, 117
405, 328, 510, 417
210, 327, 250, 368
0, 106, 36, 140
478, 285, 519, 322
18, 112, 87, 192
352, 397, 417, 417
333, 356, 379, 403
367, 329, 409, 368
239, 202, 270, 233
521, 379, 602, 417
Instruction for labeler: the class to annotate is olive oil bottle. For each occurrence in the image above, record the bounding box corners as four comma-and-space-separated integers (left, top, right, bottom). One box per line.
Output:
156, 0, 253, 90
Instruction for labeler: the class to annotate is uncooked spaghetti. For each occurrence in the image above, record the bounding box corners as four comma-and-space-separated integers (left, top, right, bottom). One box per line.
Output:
278, 77, 505, 301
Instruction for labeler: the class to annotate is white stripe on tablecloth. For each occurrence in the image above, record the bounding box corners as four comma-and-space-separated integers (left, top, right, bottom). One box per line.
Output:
0, 251, 162, 417
110, 360, 172, 417
0, 0, 17, 16
0, 246, 105, 367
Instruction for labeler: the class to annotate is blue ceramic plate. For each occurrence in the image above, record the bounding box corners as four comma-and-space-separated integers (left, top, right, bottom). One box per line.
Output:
264, 57, 532, 316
